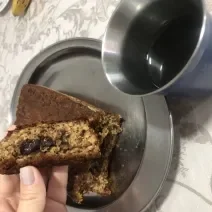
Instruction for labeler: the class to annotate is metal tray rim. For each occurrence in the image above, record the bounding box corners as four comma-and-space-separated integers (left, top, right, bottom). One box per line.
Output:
9, 38, 174, 212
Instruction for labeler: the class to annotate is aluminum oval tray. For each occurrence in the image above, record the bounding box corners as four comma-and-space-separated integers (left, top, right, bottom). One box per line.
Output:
10, 38, 173, 212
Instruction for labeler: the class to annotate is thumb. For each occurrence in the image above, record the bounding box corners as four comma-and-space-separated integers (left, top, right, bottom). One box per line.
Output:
18, 166, 46, 212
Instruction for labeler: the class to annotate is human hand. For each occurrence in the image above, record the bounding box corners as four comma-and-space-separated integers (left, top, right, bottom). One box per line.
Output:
0, 165, 68, 212
0, 126, 68, 212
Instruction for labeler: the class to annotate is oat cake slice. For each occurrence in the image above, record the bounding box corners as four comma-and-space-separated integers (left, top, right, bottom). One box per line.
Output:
14, 84, 122, 203
0, 121, 101, 174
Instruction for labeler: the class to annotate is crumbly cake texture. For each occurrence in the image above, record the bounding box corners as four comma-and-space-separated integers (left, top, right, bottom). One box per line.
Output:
0, 121, 101, 175
13, 84, 122, 203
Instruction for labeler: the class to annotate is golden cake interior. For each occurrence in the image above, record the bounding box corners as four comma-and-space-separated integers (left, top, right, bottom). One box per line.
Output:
68, 114, 122, 204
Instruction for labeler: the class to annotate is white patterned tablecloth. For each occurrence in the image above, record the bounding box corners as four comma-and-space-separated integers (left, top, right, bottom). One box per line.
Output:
0, 1, 212, 212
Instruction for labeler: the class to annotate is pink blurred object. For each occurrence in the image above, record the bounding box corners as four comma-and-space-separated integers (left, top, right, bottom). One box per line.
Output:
2, 125, 16, 138
7, 125, 16, 131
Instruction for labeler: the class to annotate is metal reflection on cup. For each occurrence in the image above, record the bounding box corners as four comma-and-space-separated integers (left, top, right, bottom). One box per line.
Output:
102, 0, 212, 96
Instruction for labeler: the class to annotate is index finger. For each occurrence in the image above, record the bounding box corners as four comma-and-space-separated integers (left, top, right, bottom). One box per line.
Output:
47, 166, 68, 204
0, 174, 20, 198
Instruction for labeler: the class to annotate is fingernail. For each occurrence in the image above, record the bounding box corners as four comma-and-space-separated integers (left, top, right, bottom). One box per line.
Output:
8, 125, 16, 131
20, 167, 35, 185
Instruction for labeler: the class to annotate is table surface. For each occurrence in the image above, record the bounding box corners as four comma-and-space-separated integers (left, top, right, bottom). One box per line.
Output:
0, 1, 212, 212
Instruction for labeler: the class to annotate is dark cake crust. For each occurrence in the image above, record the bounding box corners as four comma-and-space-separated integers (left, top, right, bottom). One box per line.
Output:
15, 84, 105, 126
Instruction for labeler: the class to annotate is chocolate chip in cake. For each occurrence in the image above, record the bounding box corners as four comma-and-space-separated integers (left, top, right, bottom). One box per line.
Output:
60, 131, 69, 143
80, 130, 86, 136
40, 137, 55, 148
90, 161, 102, 176
20, 139, 41, 155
